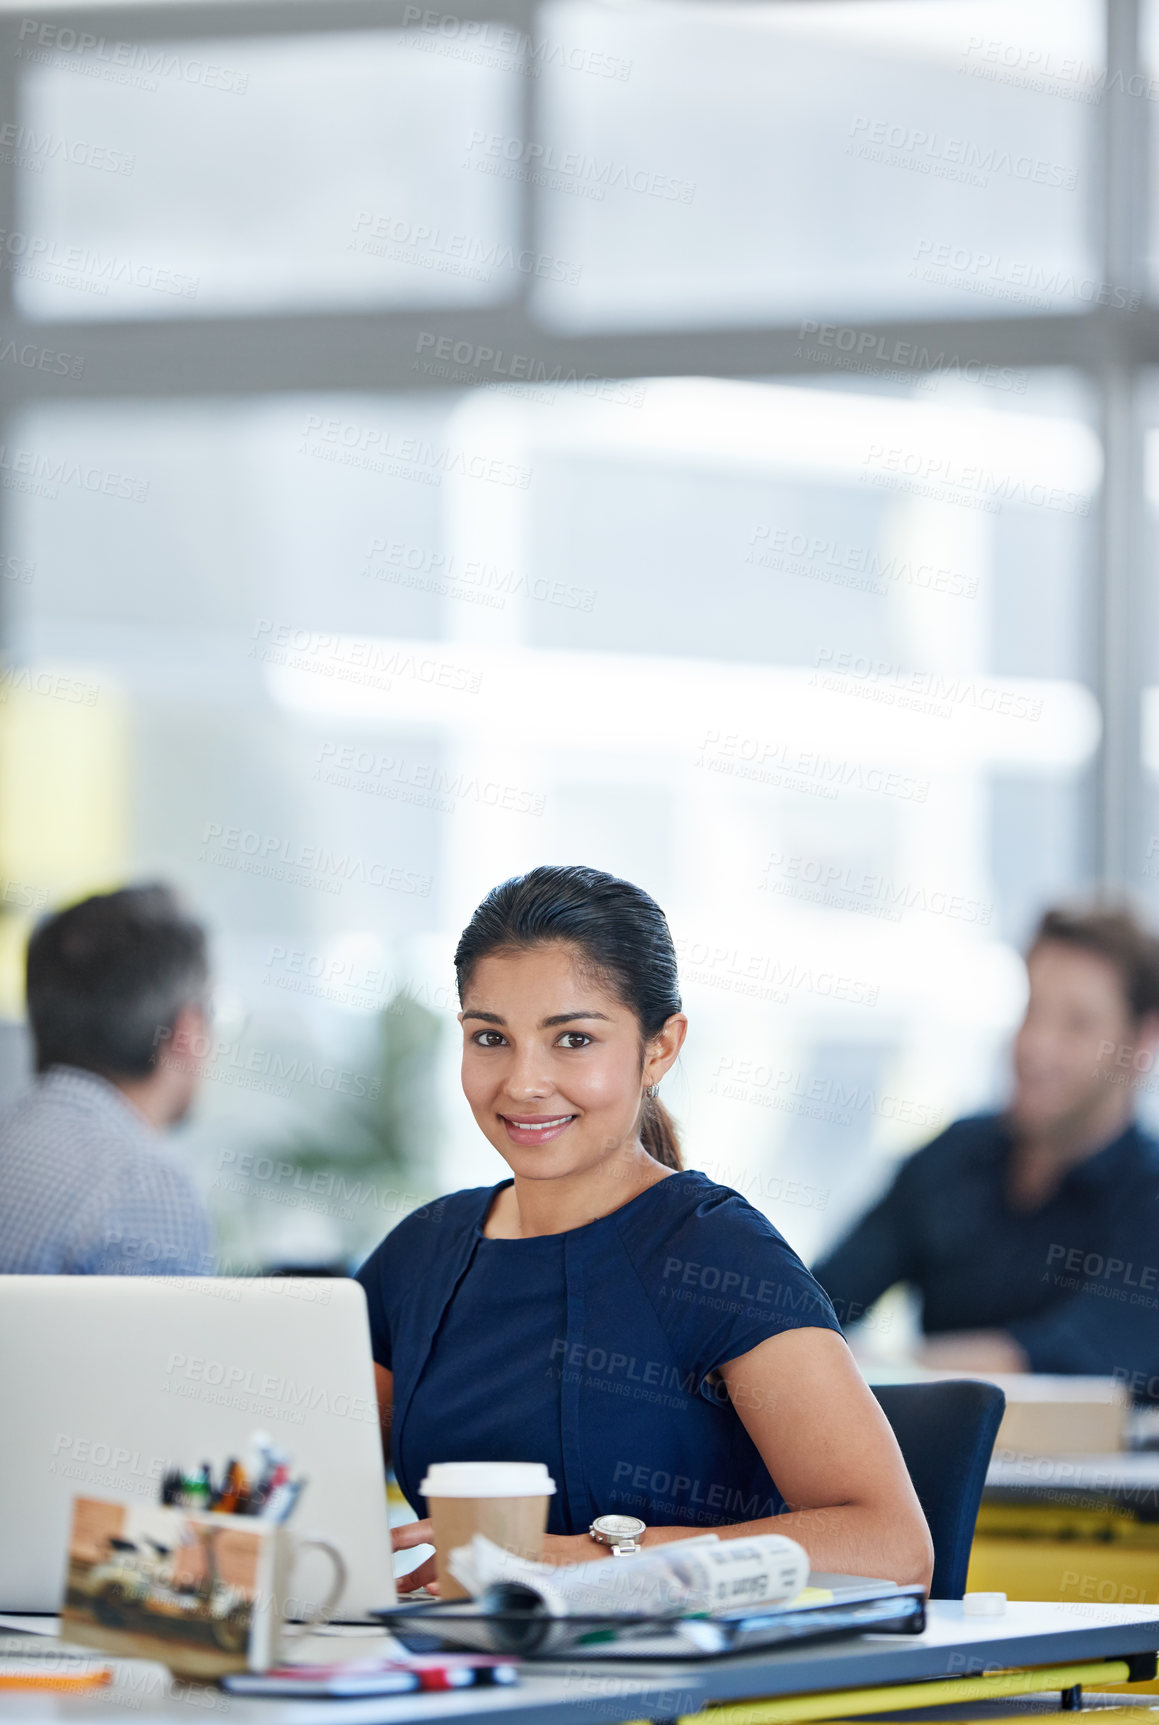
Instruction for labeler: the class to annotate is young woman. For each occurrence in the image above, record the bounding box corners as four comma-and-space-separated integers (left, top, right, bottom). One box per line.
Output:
357, 865, 932, 1590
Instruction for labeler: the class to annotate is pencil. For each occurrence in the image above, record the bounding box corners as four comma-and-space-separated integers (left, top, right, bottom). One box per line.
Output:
0, 1667, 113, 1692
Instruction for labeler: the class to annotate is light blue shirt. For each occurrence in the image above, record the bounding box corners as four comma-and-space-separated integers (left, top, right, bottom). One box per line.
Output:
0, 1065, 213, 1275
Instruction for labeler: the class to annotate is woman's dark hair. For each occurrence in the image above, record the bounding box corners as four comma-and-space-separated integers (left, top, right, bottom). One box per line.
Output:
454, 865, 684, 1169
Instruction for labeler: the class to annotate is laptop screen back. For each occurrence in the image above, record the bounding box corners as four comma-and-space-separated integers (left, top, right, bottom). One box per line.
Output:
0, 1275, 395, 1616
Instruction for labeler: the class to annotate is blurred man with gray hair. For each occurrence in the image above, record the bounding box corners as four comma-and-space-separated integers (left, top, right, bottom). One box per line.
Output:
0, 884, 214, 1275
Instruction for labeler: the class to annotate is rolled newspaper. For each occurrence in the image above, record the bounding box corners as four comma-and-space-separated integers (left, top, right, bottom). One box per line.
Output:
449, 1529, 810, 1624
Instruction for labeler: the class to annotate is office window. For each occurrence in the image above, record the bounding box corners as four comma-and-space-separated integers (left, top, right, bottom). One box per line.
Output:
4, 369, 1099, 1263
0, 0, 1147, 1275
533, 0, 1101, 330
1139, 374, 1159, 1125
14, 32, 521, 318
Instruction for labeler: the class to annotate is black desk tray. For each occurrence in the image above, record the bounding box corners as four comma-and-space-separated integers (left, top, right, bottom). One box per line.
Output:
375, 1582, 927, 1659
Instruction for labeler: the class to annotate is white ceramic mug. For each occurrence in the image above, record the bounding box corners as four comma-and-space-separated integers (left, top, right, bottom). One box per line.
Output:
248, 1526, 347, 1670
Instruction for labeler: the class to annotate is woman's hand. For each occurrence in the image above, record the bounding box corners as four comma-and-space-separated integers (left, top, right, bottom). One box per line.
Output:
392, 1518, 439, 1594
391, 1522, 606, 1592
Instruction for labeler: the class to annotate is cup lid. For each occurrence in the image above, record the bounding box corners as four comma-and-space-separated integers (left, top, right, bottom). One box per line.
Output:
419, 1461, 557, 1498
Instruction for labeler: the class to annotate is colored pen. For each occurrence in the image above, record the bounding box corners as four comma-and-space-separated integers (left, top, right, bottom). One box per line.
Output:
156, 1444, 301, 1516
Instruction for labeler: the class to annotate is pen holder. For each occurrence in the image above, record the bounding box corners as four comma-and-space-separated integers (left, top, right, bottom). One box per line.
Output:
60, 1495, 346, 1680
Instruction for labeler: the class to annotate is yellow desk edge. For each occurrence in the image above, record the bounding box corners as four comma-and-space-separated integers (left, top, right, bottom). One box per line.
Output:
624, 1659, 1141, 1725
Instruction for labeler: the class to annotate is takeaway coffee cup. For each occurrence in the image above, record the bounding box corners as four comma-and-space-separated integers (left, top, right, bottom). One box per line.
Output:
419, 1462, 556, 1600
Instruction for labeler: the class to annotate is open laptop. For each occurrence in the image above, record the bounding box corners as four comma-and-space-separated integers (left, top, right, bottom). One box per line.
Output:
0, 1275, 396, 1618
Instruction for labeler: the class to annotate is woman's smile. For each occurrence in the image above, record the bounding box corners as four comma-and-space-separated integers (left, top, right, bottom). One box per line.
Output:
500, 1111, 579, 1146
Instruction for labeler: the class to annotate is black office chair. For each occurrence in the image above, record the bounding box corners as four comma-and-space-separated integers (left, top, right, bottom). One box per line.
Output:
871, 1380, 1006, 1600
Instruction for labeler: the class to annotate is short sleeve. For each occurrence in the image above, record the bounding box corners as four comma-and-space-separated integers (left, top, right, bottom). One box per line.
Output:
624, 1180, 844, 1400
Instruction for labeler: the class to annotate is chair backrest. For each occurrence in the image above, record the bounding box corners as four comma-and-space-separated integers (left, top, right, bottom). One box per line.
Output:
871, 1379, 1006, 1599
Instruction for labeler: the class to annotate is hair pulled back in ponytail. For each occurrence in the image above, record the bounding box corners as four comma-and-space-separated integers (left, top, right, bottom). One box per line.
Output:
454, 865, 684, 1170
638, 1087, 682, 1170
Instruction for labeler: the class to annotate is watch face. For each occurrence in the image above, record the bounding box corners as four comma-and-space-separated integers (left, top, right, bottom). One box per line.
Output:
594, 1514, 646, 1538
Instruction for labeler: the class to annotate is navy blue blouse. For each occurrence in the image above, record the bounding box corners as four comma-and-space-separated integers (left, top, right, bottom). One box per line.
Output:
355, 1170, 842, 1535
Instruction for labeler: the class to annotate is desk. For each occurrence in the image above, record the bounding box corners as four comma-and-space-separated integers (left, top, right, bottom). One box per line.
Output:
968, 1457, 1159, 1697
0, 1604, 1157, 1725
985, 1454, 1159, 1513
969, 1454, 1159, 1609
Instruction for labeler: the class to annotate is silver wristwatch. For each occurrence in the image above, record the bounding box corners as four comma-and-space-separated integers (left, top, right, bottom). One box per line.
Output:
589, 1513, 646, 1555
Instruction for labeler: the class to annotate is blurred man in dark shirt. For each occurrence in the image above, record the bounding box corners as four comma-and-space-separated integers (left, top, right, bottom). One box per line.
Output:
814, 905, 1159, 1391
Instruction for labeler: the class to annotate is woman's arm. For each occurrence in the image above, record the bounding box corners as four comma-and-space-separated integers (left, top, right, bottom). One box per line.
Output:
378, 1364, 444, 1591
695, 1328, 932, 1586
373, 1363, 393, 1457
390, 1332, 933, 1592
486, 1329, 932, 1588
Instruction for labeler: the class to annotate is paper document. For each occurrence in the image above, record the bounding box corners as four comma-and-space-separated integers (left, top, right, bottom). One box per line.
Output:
448, 1530, 810, 1620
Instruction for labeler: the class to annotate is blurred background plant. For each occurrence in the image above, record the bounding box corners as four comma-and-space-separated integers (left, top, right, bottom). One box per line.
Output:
208, 993, 443, 1274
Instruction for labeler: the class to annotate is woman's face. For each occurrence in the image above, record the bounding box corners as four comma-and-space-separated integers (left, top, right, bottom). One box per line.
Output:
459, 942, 680, 1180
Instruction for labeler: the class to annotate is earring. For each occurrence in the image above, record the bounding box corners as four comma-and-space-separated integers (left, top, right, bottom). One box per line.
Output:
647, 1084, 659, 1100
